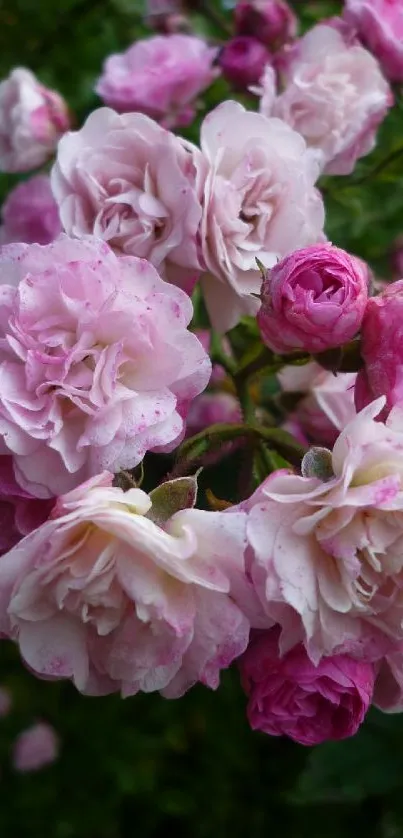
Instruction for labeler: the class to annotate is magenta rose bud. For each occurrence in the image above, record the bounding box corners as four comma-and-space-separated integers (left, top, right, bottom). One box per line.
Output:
355, 280, 403, 417
218, 36, 270, 90
258, 243, 369, 355
235, 1, 297, 49
239, 629, 375, 746
0, 175, 62, 245
344, 0, 403, 83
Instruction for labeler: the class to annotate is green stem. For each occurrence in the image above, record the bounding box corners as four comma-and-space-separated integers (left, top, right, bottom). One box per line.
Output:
179, 422, 306, 469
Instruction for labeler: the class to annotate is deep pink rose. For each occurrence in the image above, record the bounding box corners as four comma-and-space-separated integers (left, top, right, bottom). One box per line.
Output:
95, 35, 217, 128
344, 0, 403, 83
239, 628, 374, 745
258, 243, 369, 354
235, 1, 297, 49
12, 723, 59, 772
0, 175, 61, 245
0, 236, 210, 498
218, 37, 271, 90
265, 25, 393, 176
0, 457, 53, 554
51, 108, 203, 291
0, 473, 249, 697
355, 280, 403, 417
0, 68, 70, 173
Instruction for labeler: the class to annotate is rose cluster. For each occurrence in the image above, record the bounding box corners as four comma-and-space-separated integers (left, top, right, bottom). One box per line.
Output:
0, 0, 402, 751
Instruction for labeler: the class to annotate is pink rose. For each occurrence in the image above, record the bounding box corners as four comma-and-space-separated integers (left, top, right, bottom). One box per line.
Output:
0, 68, 70, 173
265, 25, 392, 175
234, 1, 297, 49
95, 35, 217, 129
239, 628, 374, 745
355, 280, 403, 417
218, 37, 271, 91
51, 108, 203, 291
0, 473, 249, 697
0, 236, 210, 498
198, 100, 325, 332
12, 723, 59, 772
278, 363, 356, 447
242, 398, 403, 663
0, 457, 53, 554
0, 175, 61, 245
344, 0, 403, 83
258, 244, 369, 354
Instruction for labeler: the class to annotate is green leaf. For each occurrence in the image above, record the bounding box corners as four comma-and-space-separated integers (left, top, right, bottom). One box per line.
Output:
147, 473, 200, 525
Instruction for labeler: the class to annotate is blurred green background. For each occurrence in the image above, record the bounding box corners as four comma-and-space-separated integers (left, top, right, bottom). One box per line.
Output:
0, 1, 403, 836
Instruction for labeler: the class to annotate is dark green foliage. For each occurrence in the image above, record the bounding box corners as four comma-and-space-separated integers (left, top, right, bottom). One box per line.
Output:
1, 1, 403, 836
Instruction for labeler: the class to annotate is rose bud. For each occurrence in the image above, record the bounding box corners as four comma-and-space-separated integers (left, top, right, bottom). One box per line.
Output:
235, 1, 297, 50
258, 243, 369, 355
218, 36, 271, 90
239, 628, 375, 746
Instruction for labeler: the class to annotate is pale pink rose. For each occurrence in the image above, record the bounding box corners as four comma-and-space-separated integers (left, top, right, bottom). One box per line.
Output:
218, 37, 271, 91
258, 243, 369, 354
235, 1, 297, 49
0, 68, 70, 173
51, 108, 203, 291
344, 0, 403, 83
0, 686, 12, 717
239, 628, 374, 745
279, 362, 356, 447
12, 723, 59, 772
243, 398, 403, 663
0, 473, 249, 697
0, 175, 61, 245
355, 280, 403, 418
95, 35, 217, 129
186, 392, 241, 435
0, 457, 54, 554
198, 100, 325, 332
265, 25, 392, 175
0, 236, 211, 498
